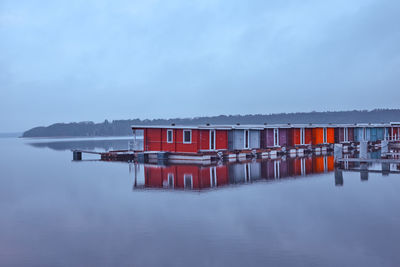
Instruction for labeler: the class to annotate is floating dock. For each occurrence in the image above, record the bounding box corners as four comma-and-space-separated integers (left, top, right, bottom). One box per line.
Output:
72, 149, 135, 161
71, 122, 400, 164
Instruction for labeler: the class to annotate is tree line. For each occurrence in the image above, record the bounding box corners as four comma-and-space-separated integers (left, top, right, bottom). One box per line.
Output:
22, 109, 400, 137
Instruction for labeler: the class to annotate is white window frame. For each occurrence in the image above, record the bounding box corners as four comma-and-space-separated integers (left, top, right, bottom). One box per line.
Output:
184, 174, 193, 189
167, 129, 173, 143
244, 130, 250, 149
344, 127, 348, 142
183, 130, 192, 144
273, 128, 279, 147
209, 130, 216, 150
300, 128, 305, 145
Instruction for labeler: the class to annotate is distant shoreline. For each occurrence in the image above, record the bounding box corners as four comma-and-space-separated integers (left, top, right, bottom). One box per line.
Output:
21, 109, 400, 138
0, 132, 22, 138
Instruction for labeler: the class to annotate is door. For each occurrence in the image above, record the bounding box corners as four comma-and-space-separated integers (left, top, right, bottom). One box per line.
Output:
300, 128, 305, 145
210, 130, 216, 150
244, 130, 250, 149
344, 127, 348, 142
323, 128, 327, 143
273, 128, 279, 147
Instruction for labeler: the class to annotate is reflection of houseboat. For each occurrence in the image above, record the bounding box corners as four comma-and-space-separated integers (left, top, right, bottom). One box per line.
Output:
133, 155, 335, 191
133, 164, 229, 190
228, 161, 262, 184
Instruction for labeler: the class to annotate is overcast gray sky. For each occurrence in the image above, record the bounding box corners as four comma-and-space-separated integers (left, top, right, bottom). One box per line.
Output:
1, 0, 399, 132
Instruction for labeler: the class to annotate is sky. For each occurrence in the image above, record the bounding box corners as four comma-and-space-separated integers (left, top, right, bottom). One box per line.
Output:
1, 0, 400, 132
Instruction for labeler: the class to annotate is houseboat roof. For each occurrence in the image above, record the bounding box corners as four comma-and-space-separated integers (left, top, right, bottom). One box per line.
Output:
131, 123, 392, 130
131, 124, 234, 130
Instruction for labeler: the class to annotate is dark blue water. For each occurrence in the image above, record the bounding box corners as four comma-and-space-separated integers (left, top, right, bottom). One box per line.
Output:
1, 137, 400, 267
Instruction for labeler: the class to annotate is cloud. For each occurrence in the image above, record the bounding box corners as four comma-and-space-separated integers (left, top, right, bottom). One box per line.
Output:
0, 0, 399, 131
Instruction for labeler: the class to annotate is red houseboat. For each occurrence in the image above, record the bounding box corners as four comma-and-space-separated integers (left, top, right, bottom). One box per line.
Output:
131, 125, 230, 153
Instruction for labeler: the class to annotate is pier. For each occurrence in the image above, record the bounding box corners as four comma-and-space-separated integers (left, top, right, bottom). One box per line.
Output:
72, 149, 135, 161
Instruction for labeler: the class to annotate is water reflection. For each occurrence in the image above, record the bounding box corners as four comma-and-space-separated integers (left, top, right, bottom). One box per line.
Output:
132, 155, 335, 191
334, 157, 400, 185
133, 153, 400, 191
2, 138, 400, 266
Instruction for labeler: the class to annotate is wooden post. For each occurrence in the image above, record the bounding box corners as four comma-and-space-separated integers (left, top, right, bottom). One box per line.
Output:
360, 141, 368, 159
334, 144, 343, 160
334, 169, 343, 186
73, 151, 82, 161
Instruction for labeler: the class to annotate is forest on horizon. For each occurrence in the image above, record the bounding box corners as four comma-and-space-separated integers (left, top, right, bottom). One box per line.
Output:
22, 109, 400, 137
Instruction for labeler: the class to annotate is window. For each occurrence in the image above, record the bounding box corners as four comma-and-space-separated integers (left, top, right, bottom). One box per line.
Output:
363, 128, 366, 141
183, 130, 192, 144
184, 174, 193, 189
244, 130, 249, 149
323, 128, 327, 143
167, 129, 173, 143
273, 128, 279, 147
344, 128, 348, 142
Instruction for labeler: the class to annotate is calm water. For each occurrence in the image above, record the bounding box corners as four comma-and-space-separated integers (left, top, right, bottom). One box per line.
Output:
1, 137, 400, 267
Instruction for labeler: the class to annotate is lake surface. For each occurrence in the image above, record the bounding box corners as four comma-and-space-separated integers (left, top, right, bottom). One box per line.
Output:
1, 137, 400, 267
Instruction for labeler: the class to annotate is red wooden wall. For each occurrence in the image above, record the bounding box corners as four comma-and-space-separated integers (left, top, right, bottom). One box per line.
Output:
140, 128, 228, 153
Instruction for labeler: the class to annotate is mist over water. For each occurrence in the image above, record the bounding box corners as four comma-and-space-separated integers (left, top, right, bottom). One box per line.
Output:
1, 137, 400, 267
